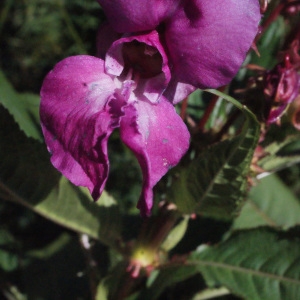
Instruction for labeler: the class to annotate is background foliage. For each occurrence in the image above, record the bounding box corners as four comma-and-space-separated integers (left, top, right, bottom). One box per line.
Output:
0, 0, 300, 299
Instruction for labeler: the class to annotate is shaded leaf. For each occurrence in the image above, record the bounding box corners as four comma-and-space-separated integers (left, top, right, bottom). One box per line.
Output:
233, 174, 300, 230
26, 233, 71, 259
168, 90, 260, 219
258, 135, 300, 172
189, 228, 300, 300
20, 236, 91, 299
0, 249, 18, 271
0, 105, 59, 203
0, 229, 19, 271
0, 70, 42, 141
0, 106, 121, 247
138, 265, 198, 300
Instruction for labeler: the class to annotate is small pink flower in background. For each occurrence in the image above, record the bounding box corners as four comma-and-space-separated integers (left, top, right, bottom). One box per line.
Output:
40, 0, 261, 216
264, 56, 300, 124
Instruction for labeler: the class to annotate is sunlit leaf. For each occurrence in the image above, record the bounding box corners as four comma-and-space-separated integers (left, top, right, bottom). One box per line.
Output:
32, 177, 121, 245
0, 70, 42, 141
189, 228, 300, 300
96, 278, 109, 300
232, 174, 300, 230
168, 90, 260, 219
161, 216, 189, 252
192, 287, 230, 300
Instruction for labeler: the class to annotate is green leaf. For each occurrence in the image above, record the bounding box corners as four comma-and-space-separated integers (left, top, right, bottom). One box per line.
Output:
0, 105, 60, 203
168, 90, 260, 219
250, 16, 286, 69
138, 265, 198, 300
192, 287, 230, 300
0, 249, 18, 271
0, 229, 19, 271
26, 233, 71, 259
96, 278, 109, 300
161, 216, 189, 252
1, 285, 27, 300
258, 135, 300, 172
189, 228, 300, 300
0, 70, 42, 141
32, 177, 121, 245
0, 106, 121, 247
185, 89, 205, 120
232, 174, 300, 230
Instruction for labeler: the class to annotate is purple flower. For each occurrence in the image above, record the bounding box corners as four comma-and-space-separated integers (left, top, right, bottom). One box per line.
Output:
40, 31, 190, 217
40, 1, 261, 216
97, 0, 261, 95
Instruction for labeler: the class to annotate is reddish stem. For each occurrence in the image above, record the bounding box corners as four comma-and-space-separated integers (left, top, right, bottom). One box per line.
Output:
180, 97, 189, 120
259, 2, 285, 37
198, 86, 226, 131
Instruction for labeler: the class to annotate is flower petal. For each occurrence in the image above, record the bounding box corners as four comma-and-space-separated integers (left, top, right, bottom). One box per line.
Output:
40, 55, 122, 200
97, 0, 179, 32
119, 96, 190, 217
165, 0, 261, 88
105, 30, 171, 104
163, 75, 196, 104
268, 104, 287, 124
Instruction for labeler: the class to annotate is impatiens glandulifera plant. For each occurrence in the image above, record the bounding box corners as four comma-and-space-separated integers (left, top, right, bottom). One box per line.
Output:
3, 1, 300, 299
40, 0, 261, 216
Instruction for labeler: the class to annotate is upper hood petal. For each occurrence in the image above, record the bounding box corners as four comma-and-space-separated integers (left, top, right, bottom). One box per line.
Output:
96, 22, 121, 59
40, 55, 121, 200
97, 0, 179, 33
119, 96, 190, 217
165, 0, 261, 88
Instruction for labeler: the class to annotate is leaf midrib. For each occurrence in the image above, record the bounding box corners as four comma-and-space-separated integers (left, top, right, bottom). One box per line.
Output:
197, 117, 254, 207
188, 259, 300, 285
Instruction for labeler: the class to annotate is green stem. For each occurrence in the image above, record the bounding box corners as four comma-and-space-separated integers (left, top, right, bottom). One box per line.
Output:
137, 203, 180, 251
79, 234, 99, 300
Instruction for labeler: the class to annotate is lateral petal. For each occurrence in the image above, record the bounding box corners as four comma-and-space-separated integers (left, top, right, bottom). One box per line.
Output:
40, 55, 120, 200
165, 0, 261, 88
120, 97, 190, 217
163, 76, 196, 104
